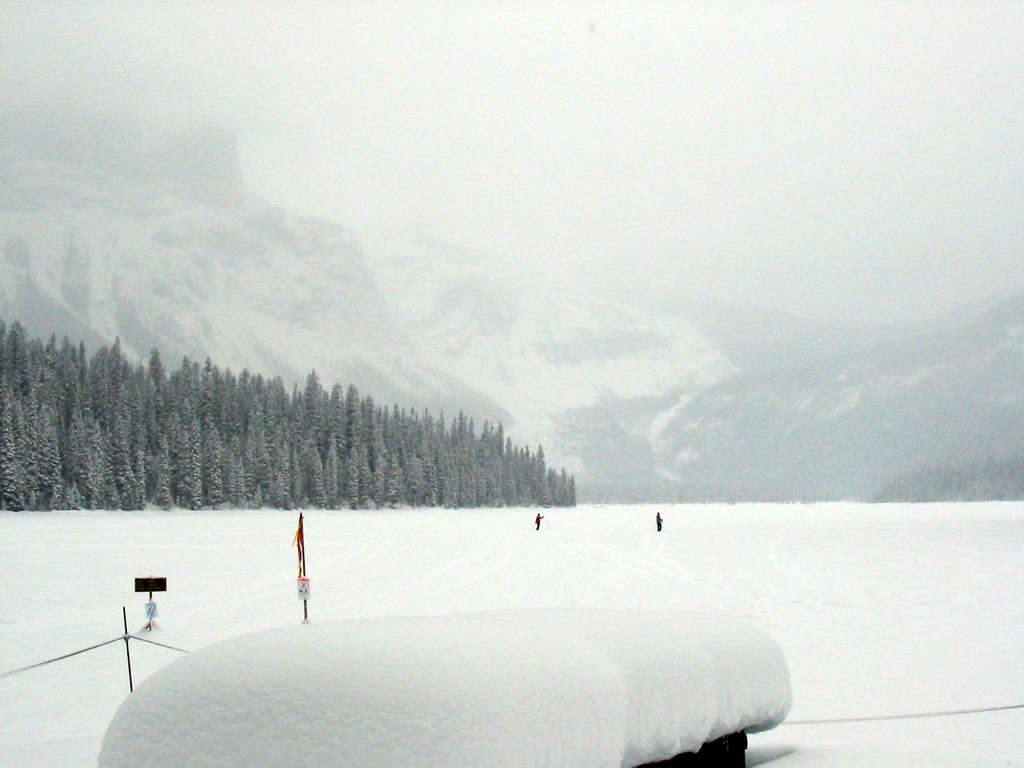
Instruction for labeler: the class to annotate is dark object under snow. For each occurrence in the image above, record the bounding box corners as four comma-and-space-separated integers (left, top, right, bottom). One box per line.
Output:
635, 732, 747, 767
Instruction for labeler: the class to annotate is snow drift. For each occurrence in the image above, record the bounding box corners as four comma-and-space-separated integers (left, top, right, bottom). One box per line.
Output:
98, 608, 791, 768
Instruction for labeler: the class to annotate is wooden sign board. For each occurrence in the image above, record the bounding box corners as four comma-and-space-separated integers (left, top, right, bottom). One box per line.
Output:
135, 577, 167, 593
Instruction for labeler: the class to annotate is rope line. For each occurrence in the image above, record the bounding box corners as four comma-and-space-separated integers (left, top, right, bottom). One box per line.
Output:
1, 633, 191, 680
2, 633, 1019, 727
785, 702, 1024, 725
0, 636, 124, 679
127, 634, 190, 653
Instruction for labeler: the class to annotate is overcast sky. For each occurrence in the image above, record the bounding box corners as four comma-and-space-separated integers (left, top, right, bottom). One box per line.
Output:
3, 2, 1023, 323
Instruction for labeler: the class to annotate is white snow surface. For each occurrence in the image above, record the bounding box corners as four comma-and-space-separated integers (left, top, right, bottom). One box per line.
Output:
2, 502, 1024, 767
97, 609, 790, 768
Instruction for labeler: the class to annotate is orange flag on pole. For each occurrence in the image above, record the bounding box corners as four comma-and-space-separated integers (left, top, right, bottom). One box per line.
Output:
292, 513, 305, 578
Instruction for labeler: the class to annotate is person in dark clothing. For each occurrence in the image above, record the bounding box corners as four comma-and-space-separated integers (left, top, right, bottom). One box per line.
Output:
656, 511, 663, 532
535, 513, 544, 530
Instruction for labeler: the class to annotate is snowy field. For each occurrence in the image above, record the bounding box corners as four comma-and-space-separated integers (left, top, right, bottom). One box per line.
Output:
2, 502, 1022, 767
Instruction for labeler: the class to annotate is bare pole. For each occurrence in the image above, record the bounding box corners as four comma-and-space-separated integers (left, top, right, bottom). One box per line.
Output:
122, 606, 133, 692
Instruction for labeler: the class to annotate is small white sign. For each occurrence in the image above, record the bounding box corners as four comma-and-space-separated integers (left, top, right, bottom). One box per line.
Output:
297, 577, 310, 600
145, 601, 159, 620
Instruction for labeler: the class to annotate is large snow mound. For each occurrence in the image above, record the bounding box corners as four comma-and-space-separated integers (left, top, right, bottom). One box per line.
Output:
98, 608, 791, 768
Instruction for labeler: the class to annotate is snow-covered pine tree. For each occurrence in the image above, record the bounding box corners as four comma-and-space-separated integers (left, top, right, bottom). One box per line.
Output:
85, 420, 115, 509
36, 405, 63, 510
324, 441, 340, 508
357, 450, 372, 509
186, 416, 203, 510
5, 322, 31, 398
0, 389, 28, 510
154, 440, 173, 510
406, 453, 425, 507
344, 384, 361, 457
387, 457, 402, 508
269, 434, 291, 510
372, 455, 386, 508
111, 406, 137, 510
306, 437, 327, 508
0, 324, 577, 511
203, 426, 224, 508
347, 452, 360, 510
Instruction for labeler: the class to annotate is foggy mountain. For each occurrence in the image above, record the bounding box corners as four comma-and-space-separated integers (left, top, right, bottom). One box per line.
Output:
683, 304, 909, 376
3, 119, 1023, 502
0, 119, 505, 424
359, 233, 1024, 501
579, 293, 1024, 501
360, 228, 735, 469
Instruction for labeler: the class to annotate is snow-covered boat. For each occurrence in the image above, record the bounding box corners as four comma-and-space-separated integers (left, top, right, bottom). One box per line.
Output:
98, 608, 791, 768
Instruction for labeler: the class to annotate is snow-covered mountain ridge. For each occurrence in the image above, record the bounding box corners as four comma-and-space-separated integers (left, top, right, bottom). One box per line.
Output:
632, 293, 1024, 500
4, 121, 1023, 501
362, 229, 736, 471
0, 131, 504, 423
362, 229, 1024, 500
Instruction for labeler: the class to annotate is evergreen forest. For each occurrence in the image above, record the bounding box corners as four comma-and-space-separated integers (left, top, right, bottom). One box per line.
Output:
0, 320, 576, 511
872, 457, 1024, 503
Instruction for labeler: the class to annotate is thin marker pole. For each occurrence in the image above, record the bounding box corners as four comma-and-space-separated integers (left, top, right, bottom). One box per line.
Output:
296, 512, 308, 624
302, 537, 309, 623
122, 606, 133, 692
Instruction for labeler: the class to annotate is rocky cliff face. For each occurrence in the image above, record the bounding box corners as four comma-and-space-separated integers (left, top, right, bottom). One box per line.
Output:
0, 123, 505, 423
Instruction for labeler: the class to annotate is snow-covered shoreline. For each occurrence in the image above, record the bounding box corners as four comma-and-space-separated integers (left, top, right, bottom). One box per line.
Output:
2, 502, 1023, 766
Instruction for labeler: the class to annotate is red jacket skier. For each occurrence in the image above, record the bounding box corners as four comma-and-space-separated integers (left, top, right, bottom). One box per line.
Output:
535, 513, 544, 530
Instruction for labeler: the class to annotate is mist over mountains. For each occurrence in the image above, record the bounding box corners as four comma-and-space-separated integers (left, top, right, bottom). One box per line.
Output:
0, 116, 504, 426
3, 118, 1022, 502
583, 296, 1024, 501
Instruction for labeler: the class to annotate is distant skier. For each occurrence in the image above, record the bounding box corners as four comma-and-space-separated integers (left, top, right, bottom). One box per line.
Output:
535, 513, 544, 531
656, 511, 663, 532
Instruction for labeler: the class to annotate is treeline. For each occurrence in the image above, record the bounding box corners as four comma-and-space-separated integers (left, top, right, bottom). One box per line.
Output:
0, 320, 575, 511
873, 457, 1024, 502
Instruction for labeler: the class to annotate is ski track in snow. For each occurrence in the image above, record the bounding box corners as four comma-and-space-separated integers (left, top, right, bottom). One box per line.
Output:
1, 502, 1023, 767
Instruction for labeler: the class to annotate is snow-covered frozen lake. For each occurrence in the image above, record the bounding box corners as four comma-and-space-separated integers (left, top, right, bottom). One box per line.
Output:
2, 502, 1022, 767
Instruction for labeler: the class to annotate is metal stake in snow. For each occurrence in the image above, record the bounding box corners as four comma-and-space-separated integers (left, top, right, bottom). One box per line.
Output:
293, 513, 309, 624
122, 606, 133, 692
